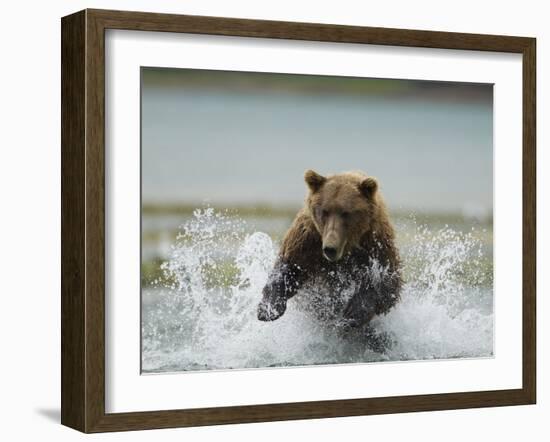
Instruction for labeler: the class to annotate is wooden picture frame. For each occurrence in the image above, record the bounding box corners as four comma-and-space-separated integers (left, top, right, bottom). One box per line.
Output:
61, 8, 536, 433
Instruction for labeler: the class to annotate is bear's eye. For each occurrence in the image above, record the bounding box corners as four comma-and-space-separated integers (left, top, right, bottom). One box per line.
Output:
341, 211, 351, 219
321, 209, 329, 219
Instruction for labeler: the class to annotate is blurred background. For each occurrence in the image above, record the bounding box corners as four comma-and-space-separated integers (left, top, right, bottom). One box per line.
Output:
141, 68, 493, 287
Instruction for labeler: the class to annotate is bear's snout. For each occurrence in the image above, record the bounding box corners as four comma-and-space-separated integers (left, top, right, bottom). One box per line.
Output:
321, 241, 345, 262
321, 215, 346, 262
322, 246, 337, 261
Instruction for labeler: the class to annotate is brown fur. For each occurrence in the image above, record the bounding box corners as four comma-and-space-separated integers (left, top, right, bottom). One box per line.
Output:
258, 170, 402, 330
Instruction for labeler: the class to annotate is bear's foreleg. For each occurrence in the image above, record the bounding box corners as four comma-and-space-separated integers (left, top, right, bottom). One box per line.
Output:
257, 260, 304, 321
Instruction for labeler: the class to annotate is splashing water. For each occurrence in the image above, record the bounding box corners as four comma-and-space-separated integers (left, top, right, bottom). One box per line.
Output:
142, 208, 493, 373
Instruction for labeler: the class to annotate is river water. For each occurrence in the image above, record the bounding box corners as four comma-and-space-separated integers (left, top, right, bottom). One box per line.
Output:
141, 208, 493, 373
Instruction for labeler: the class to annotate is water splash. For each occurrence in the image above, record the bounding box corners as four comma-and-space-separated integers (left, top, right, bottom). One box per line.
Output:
373, 221, 493, 361
142, 209, 493, 372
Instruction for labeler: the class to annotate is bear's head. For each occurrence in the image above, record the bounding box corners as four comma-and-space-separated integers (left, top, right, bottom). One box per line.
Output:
305, 169, 380, 262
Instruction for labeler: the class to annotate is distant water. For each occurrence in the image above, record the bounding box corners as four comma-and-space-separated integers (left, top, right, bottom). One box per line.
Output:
142, 87, 493, 214
141, 208, 493, 373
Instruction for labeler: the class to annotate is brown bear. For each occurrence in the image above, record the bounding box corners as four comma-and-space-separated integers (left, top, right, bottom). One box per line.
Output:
257, 170, 402, 335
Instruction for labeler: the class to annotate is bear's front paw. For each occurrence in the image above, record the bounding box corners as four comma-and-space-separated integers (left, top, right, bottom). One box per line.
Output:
258, 277, 290, 321
257, 298, 287, 321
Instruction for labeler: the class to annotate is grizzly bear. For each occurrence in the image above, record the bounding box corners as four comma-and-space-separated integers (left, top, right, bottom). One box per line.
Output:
257, 170, 402, 335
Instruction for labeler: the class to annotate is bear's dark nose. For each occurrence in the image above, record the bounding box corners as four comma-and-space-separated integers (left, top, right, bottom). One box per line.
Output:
323, 246, 337, 261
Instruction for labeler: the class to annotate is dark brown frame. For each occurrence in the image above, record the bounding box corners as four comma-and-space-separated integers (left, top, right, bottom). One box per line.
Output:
61, 8, 536, 433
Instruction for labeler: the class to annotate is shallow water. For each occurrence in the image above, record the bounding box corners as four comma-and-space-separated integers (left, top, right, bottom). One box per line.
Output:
141, 208, 493, 373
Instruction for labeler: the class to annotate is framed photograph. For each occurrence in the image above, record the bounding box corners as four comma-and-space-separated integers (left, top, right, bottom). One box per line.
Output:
61, 9, 536, 433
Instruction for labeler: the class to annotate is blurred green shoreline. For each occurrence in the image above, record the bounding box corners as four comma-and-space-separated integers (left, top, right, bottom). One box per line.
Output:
143, 68, 493, 105
141, 203, 493, 289
142, 202, 493, 224
142, 202, 299, 218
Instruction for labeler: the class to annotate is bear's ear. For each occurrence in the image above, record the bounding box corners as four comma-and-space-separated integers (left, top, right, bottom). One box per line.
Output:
358, 176, 378, 199
304, 170, 326, 192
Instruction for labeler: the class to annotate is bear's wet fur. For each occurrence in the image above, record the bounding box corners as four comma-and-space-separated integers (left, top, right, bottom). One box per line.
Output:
258, 170, 402, 346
